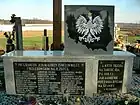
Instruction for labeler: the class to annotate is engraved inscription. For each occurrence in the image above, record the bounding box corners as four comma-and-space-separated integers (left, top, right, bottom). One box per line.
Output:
13, 62, 85, 95
97, 60, 125, 93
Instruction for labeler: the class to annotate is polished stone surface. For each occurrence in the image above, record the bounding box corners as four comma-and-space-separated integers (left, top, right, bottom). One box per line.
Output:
2, 50, 135, 96
2, 50, 136, 57
2, 50, 64, 57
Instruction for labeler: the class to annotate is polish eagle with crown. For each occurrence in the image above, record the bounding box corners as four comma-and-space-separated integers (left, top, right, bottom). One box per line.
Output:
66, 9, 112, 51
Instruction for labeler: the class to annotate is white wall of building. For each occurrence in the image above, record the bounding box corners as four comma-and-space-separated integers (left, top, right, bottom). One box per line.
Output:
0, 24, 53, 31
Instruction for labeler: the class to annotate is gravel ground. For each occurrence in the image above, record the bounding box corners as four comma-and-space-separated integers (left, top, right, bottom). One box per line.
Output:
0, 72, 140, 105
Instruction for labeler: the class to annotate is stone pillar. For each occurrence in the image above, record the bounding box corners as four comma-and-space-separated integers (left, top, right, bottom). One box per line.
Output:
15, 17, 23, 50
42, 29, 49, 51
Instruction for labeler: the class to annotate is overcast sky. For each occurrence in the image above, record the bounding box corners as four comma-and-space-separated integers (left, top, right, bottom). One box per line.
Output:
0, 0, 140, 23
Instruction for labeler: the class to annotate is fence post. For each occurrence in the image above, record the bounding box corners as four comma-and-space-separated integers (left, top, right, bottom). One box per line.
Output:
42, 29, 49, 51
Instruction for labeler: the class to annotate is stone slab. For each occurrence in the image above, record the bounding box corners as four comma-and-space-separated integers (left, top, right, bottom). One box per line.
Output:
64, 5, 114, 55
2, 51, 135, 96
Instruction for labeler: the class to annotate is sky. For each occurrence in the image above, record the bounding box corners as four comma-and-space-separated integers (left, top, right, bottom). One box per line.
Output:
0, 0, 140, 23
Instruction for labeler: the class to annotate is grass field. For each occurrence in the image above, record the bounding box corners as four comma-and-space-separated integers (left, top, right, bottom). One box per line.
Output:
128, 36, 140, 44
0, 30, 140, 50
0, 30, 64, 50
0, 38, 6, 50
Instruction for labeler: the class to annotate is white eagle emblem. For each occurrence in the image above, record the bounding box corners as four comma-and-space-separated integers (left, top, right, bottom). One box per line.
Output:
76, 12, 104, 43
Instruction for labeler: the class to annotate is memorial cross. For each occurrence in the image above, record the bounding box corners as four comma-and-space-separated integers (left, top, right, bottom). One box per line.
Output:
52, 0, 62, 50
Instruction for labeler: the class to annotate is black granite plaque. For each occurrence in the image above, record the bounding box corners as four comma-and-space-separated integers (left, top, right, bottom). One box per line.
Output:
97, 60, 125, 93
65, 5, 114, 55
0, 70, 5, 91
13, 62, 85, 95
0, 60, 5, 91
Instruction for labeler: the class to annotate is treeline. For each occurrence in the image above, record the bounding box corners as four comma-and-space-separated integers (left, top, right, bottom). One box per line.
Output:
117, 23, 140, 29
0, 19, 53, 25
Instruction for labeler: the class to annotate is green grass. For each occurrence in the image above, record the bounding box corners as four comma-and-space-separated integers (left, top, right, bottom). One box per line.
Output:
0, 36, 64, 50
0, 38, 6, 50
0, 35, 139, 50
128, 36, 140, 43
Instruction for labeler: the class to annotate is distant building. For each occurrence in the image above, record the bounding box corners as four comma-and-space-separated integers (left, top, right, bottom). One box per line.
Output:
0, 24, 53, 31
25, 24, 52, 26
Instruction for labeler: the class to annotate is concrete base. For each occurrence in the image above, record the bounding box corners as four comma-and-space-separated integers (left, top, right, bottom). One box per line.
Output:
2, 51, 135, 96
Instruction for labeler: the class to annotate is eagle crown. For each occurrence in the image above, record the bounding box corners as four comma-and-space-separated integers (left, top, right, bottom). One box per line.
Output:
88, 11, 92, 20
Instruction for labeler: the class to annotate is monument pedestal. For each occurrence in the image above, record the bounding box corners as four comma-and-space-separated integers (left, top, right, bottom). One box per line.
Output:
2, 51, 135, 97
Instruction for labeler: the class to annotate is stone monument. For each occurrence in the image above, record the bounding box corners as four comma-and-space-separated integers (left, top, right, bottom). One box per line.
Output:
1, 5, 136, 105
2, 50, 135, 97
64, 5, 114, 55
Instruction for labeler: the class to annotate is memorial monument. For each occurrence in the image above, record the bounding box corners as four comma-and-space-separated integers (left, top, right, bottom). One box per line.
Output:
1, 3, 136, 105
64, 5, 114, 55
